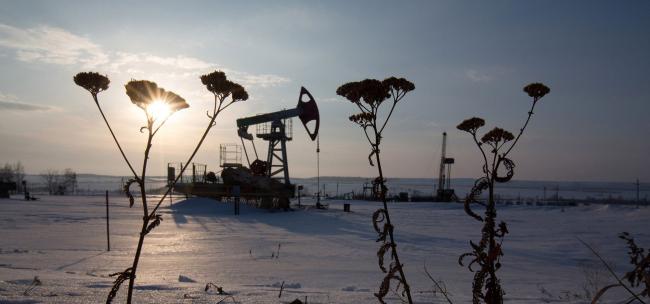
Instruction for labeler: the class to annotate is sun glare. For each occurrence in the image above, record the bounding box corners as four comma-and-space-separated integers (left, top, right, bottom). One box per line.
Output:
146, 100, 172, 120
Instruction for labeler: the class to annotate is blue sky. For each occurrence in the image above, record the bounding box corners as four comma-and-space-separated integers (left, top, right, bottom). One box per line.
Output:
0, 1, 648, 182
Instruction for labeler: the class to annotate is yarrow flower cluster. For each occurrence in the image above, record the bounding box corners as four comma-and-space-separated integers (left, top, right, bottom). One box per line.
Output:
481, 127, 515, 146
457, 117, 486, 134
336, 79, 389, 107
349, 112, 375, 126
73, 72, 110, 95
336, 77, 416, 109
382, 76, 416, 93
523, 82, 550, 99
200, 70, 249, 102
124, 80, 189, 113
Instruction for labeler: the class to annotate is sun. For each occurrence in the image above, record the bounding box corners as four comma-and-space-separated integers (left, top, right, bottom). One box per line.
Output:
146, 100, 172, 120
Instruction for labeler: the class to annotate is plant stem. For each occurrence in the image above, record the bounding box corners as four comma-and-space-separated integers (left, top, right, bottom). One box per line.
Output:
503, 100, 538, 158
486, 175, 502, 304
424, 263, 453, 304
149, 97, 226, 217
92, 95, 139, 179
125, 126, 153, 304
578, 238, 646, 304
373, 127, 414, 304
472, 133, 490, 175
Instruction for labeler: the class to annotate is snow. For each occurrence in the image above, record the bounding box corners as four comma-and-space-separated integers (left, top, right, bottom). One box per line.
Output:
0, 194, 648, 303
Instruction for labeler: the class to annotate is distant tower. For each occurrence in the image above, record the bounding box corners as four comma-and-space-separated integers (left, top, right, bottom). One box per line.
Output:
437, 132, 448, 194
436, 132, 456, 202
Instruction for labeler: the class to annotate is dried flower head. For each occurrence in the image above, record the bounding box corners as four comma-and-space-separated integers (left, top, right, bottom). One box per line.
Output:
349, 112, 375, 126
337, 79, 390, 107
382, 77, 415, 94
481, 127, 514, 145
124, 80, 189, 113
200, 71, 248, 102
336, 82, 362, 103
523, 83, 550, 99
457, 117, 486, 134
229, 83, 249, 102
200, 71, 227, 92
74, 72, 110, 95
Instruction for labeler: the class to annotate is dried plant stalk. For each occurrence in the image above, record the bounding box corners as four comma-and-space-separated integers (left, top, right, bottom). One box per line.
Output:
337, 77, 415, 304
75, 71, 247, 303
457, 83, 550, 304
581, 233, 649, 304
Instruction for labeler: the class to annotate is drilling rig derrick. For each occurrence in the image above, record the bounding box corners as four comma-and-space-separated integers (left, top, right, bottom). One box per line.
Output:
436, 132, 458, 202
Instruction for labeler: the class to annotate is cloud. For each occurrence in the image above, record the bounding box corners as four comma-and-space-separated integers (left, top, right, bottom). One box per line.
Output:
0, 92, 53, 111
319, 97, 342, 103
109, 52, 213, 71
0, 23, 290, 88
108, 52, 289, 88
0, 24, 108, 67
227, 71, 291, 88
465, 69, 492, 82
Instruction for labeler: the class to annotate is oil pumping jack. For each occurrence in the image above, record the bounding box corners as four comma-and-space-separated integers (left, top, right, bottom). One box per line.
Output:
170, 87, 319, 209
233, 87, 320, 200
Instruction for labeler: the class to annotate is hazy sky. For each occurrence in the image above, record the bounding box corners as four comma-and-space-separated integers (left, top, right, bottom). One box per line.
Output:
0, 1, 649, 182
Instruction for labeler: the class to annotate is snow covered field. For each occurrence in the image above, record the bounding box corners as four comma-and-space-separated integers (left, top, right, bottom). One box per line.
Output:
1, 195, 648, 303
20, 174, 650, 201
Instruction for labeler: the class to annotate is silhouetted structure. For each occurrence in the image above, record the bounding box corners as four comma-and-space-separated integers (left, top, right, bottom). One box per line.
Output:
172, 87, 320, 209
0, 182, 16, 198
436, 132, 457, 202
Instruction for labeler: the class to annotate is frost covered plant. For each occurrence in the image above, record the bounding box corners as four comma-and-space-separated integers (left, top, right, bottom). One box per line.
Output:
74, 70, 247, 303
583, 232, 649, 303
337, 77, 415, 304
457, 82, 550, 304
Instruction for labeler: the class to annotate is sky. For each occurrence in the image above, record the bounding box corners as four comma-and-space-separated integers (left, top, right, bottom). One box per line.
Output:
0, 1, 649, 182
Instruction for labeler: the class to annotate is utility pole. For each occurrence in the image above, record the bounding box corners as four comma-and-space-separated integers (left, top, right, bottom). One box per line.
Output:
233, 185, 240, 215
105, 190, 110, 251
297, 185, 302, 207
316, 135, 321, 207
635, 178, 640, 207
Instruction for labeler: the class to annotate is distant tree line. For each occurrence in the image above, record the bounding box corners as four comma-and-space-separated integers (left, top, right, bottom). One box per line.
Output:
40, 168, 77, 195
0, 161, 25, 192
0, 162, 80, 195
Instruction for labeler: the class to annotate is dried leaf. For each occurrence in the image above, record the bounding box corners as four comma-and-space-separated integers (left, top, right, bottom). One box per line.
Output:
107, 268, 133, 304
123, 179, 140, 208
377, 242, 392, 273
144, 214, 163, 235
494, 157, 515, 183
372, 209, 386, 234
